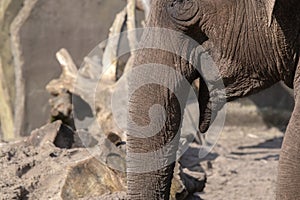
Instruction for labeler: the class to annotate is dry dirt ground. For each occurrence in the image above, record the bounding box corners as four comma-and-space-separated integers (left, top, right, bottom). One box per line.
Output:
199, 126, 283, 200
0, 101, 286, 200
0, 125, 284, 200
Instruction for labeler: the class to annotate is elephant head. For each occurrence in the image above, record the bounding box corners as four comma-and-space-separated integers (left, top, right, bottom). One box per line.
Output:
126, 0, 300, 199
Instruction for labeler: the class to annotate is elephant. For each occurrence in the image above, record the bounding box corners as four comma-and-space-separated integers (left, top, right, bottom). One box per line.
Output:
126, 0, 300, 199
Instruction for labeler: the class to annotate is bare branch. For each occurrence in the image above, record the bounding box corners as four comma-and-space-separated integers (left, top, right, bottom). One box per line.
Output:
126, 0, 138, 51
102, 8, 127, 83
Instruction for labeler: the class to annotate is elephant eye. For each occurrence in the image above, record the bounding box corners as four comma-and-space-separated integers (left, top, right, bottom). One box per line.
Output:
167, 0, 199, 22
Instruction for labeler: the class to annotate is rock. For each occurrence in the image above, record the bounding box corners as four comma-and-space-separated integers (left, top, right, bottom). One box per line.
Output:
79, 191, 127, 200
170, 163, 189, 200
29, 148, 126, 200
26, 121, 63, 147
61, 157, 126, 200
1, 128, 126, 200
170, 142, 207, 200
180, 167, 206, 194
180, 143, 207, 197
26, 120, 76, 149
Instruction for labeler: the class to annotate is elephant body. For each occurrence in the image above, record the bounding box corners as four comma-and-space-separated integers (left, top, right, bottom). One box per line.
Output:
126, 0, 300, 199
202, 0, 299, 99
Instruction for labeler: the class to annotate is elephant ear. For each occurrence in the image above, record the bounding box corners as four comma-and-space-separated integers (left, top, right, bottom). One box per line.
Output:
265, 0, 276, 26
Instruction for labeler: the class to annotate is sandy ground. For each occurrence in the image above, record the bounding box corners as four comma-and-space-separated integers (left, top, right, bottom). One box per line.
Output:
0, 101, 286, 200
199, 126, 283, 200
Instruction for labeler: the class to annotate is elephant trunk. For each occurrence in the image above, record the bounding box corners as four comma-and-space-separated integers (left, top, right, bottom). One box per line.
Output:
126, 31, 199, 198
126, 79, 181, 199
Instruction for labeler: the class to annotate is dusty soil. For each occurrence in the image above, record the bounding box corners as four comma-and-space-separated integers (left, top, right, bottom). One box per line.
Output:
0, 100, 286, 200
199, 126, 283, 200
0, 126, 283, 200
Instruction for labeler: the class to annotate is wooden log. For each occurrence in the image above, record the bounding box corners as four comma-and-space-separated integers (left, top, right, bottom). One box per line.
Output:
0, 0, 24, 109
10, 0, 38, 137
126, 0, 137, 51
102, 8, 127, 83
0, 57, 14, 140
0, 0, 25, 140
126, 0, 151, 17
46, 4, 130, 138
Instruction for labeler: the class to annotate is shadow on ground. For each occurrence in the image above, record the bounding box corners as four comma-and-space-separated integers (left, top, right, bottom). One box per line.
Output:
238, 137, 283, 150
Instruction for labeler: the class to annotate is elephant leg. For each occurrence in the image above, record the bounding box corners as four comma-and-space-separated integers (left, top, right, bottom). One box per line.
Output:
277, 66, 300, 199
277, 102, 300, 199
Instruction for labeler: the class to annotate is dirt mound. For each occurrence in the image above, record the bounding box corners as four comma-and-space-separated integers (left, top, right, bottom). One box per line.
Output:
0, 120, 207, 200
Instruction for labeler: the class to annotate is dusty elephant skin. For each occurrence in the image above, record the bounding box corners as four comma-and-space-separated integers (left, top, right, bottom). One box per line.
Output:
127, 0, 300, 199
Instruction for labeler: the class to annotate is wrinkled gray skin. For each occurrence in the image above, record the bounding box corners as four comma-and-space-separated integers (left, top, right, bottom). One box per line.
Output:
127, 0, 300, 199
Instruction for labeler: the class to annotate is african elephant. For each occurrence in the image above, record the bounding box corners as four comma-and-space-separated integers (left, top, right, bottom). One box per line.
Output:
126, 0, 300, 199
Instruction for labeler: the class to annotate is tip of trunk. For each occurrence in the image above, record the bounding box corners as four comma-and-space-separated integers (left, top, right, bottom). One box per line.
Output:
198, 77, 212, 133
